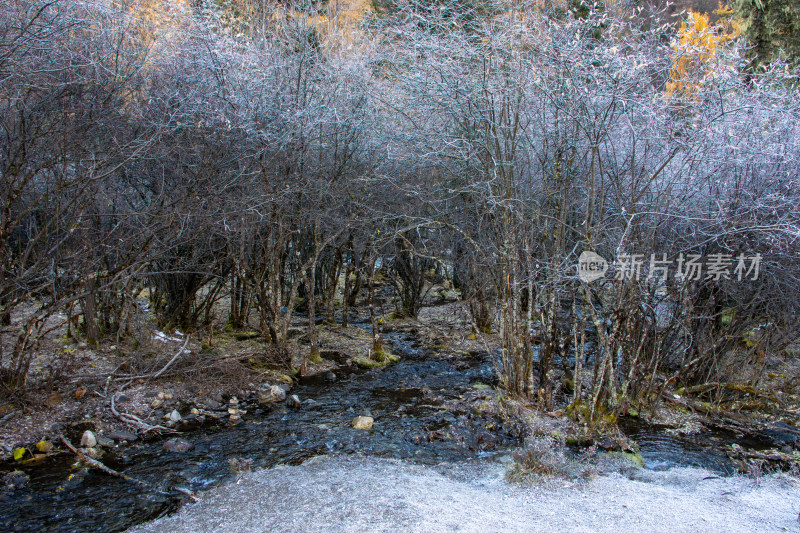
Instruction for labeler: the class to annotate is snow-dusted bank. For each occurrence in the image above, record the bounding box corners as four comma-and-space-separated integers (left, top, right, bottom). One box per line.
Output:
131, 455, 798, 533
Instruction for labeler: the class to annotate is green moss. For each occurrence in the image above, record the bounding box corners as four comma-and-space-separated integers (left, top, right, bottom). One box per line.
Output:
566, 435, 594, 447
57, 334, 73, 345
720, 309, 735, 327
601, 411, 618, 425
566, 400, 587, 420
308, 348, 323, 365
353, 352, 399, 369
567, 400, 618, 431
373, 343, 387, 363
603, 450, 645, 468
232, 331, 261, 341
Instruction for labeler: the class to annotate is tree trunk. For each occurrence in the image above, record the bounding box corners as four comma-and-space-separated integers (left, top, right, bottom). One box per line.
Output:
366, 255, 384, 361
81, 277, 100, 345
307, 264, 321, 364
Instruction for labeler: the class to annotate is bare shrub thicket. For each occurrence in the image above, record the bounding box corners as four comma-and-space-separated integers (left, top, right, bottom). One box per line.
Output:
372, 0, 800, 415
1, 0, 797, 409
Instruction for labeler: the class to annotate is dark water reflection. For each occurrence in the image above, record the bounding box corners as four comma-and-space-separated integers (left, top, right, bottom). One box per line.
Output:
0, 332, 516, 532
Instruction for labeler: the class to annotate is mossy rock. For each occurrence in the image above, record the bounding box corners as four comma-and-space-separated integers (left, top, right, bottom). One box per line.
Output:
603, 450, 645, 468
307, 350, 323, 365
566, 435, 595, 447
353, 353, 399, 369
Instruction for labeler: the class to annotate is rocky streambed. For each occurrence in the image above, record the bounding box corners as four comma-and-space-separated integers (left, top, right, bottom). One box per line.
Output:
1, 329, 796, 532
0, 332, 522, 532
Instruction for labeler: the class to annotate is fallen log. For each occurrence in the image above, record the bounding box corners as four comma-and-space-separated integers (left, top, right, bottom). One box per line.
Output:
60, 436, 147, 486
677, 382, 756, 396
728, 444, 800, 464
60, 435, 199, 501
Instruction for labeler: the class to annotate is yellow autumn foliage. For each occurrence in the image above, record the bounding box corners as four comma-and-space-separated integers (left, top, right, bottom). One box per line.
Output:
665, 8, 740, 102
100, 0, 190, 45
282, 0, 374, 55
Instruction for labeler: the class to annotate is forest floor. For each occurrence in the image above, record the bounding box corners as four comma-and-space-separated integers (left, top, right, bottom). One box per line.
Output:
0, 295, 498, 460
130, 454, 799, 533
1, 291, 799, 475
1, 291, 799, 532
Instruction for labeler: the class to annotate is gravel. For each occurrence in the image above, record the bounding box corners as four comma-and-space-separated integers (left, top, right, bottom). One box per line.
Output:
130, 455, 800, 532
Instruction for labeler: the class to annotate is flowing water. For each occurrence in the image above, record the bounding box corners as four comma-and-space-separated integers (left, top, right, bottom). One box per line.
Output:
621, 420, 738, 474
0, 330, 777, 532
620, 419, 779, 475
0, 332, 519, 532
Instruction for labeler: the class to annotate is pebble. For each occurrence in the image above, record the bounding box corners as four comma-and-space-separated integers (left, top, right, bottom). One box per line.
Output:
286, 395, 301, 408
272, 385, 287, 400
96, 436, 115, 448
352, 416, 374, 430
81, 447, 102, 459
163, 438, 193, 453
80, 430, 97, 448
3, 470, 29, 490
259, 385, 286, 404
107, 430, 137, 442
168, 409, 182, 423
45, 393, 63, 408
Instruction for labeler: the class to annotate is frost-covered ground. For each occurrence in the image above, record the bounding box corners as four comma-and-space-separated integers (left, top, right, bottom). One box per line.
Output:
131, 455, 799, 532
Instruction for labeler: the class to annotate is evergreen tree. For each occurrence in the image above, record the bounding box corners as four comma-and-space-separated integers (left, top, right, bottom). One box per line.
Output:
732, 0, 800, 68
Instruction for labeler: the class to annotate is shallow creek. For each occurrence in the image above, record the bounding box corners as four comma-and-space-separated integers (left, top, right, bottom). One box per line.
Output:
0, 331, 767, 532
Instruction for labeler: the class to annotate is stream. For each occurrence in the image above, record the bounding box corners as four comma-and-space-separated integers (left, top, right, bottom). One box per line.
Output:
0, 331, 772, 532
0, 332, 519, 532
